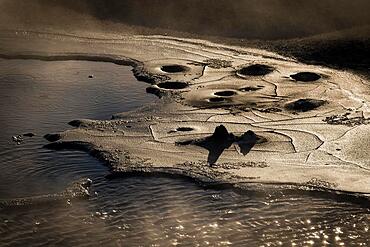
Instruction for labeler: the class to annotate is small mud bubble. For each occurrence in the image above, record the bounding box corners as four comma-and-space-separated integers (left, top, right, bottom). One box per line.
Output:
157, 81, 188, 90
214, 90, 236, 97
12, 135, 23, 143
176, 127, 194, 132
208, 97, 226, 103
291, 72, 321, 82
285, 98, 327, 112
160, 65, 189, 73
238, 64, 274, 76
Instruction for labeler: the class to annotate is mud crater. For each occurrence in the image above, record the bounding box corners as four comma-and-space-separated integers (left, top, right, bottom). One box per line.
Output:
285, 98, 327, 112
238, 64, 274, 76
291, 72, 321, 82
157, 81, 189, 90
214, 90, 237, 97
160, 65, 189, 73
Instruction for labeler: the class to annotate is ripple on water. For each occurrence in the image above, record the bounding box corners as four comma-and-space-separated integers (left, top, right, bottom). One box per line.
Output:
1, 176, 368, 246
0, 59, 156, 198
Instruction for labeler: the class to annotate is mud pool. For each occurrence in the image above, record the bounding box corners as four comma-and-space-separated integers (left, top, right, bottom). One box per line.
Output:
0, 58, 368, 246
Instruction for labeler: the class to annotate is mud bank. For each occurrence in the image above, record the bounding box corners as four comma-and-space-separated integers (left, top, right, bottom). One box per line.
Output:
1, 30, 369, 196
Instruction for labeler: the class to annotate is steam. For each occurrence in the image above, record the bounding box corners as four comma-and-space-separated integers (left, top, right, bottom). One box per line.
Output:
0, 0, 369, 39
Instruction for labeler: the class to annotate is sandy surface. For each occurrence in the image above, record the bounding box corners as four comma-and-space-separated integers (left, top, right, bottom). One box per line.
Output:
0, 29, 368, 196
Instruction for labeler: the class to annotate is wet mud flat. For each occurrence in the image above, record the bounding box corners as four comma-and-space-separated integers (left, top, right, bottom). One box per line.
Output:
0, 31, 369, 246
0, 30, 370, 197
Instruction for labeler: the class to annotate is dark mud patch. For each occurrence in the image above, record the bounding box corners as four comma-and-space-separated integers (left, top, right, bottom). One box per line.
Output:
68, 120, 85, 127
146, 86, 164, 98
208, 97, 227, 103
291, 72, 321, 82
285, 98, 327, 112
239, 85, 264, 92
214, 90, 237, 97
176, 127, 195, 132
44, 133, 62, 142
160, 65, 189, 73
257, 107, 282, 113
23, 133, 35, 137
324, 113, 370, 126
157, 81, 188, 90
238, 64, 274, 76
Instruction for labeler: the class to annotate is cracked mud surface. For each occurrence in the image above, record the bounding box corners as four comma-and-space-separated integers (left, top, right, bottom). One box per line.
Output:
1, 30, 369, 195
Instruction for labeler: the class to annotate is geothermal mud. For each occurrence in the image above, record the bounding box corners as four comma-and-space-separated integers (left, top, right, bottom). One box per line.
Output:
0, 30, 369, 195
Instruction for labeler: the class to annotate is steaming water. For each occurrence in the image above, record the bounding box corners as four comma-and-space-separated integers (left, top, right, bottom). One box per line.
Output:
0, 59, 368, 246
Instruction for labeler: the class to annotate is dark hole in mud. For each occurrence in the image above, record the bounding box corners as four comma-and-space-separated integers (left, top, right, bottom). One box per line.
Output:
291, 72, 321, 82
157, 81, 188, 90
146, 86, 164, 98
239, 86, 264, 92
208, 97, 226, 103
285, 98, 327, 112
68, 120, 84, 127
214, 90, 236, 97
43, 133, 61, 142
238, 64, 274, 76
176, 127, 194, 132
160, 65, 189, 73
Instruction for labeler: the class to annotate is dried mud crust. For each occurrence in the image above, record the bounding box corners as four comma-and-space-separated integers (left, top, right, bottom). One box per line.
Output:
1, 31, 370, 196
